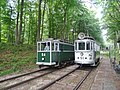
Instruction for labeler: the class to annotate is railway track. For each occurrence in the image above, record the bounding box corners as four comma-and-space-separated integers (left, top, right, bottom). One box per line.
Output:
43, 66, 94, 90
38, 66, 80, 90
0, 65, 77, 90
0, 67, 56, 90
0, 67, 49, 83
0, 65, 96, 90
73, 68, 92, 90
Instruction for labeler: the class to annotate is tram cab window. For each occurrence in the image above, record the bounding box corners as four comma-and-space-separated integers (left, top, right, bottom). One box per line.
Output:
44, 42, 50, 51
78, 42, 85, 50
41, 43, 46, 51
86, 42, 90, 50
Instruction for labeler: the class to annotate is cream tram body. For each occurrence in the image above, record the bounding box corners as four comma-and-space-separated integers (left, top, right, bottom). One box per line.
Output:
74, 34, 100, 66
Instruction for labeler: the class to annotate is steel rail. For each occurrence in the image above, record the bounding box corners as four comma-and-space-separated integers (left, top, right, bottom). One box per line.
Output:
38, 66, 79, 90
0, 69, 56, 90
0, 67, 49, 83
73, 69, 92, 90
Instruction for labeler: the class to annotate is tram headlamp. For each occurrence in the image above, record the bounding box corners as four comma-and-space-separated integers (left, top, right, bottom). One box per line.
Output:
89, 57, 92, 59
89, 53, 92, 56
80, 52, 83, 56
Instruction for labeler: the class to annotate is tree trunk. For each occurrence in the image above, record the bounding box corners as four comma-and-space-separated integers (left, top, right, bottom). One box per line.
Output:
8, 6, 12, 43
15, 0, 20, 44
22, 13, 26, 43
28, 8, 31, 44
22, 1, 26, 44
18, 0, 24, 44
0, 7, 1, 42
37, 0, 42, 41
41, 0, 47, 40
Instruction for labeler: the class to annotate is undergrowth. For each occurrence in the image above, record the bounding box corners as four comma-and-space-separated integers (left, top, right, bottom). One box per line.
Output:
0, 43, 37, 76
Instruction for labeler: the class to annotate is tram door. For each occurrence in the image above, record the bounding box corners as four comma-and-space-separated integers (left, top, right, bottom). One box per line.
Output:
52, 43, 59, 62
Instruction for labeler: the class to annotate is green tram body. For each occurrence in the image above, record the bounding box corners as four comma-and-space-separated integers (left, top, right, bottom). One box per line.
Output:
36, 39, 74, 67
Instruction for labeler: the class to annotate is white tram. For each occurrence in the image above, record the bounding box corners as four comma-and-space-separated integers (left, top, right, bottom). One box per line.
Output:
74, 33, 100, 66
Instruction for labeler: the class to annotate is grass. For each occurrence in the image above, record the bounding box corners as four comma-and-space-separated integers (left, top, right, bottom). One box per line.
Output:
0, 43, 37, 76
104, 49, 120, 64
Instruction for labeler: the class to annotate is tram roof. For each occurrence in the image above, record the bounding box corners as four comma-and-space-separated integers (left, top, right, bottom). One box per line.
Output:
37, 38, 74, 46
75, 36, 95, 42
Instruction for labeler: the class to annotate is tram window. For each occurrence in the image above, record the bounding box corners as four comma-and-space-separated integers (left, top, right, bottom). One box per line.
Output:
91, 42, 93, 50
41, 43, 46, 51
59, 44, 63, 51
93, 42, 95, 50
75, 42, 77, 50
44, 42, 50, 51
54, 43, 58, 51
38, 43, 40, 51
86, 42, 90, 50
52, 43, 54, 50
78, 42, 85, 50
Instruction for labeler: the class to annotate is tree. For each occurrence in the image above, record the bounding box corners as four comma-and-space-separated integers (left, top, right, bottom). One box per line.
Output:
15, 0, 20, 44
41, 0, 47, 40
37, 0, 42, 41
18, 0, 24, 44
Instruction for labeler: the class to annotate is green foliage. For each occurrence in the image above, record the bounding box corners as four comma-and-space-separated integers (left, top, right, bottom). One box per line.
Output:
100, 0, 120, 41
0, 0, 103, 45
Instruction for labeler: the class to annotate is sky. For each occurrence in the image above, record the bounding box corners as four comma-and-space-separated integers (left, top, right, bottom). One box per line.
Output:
82, 0, 107, 44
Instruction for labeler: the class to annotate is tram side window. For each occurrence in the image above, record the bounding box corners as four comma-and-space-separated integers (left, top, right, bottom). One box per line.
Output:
37, 43, 40, 51
91, 42, 93, 50
78, 42, 85, 50
59, 44, 63, 51
52, 43, 54, 50
93, 42, 95, 50
54, 43, 58, 51
86, 42, 90, 50
75, 42, 77, 50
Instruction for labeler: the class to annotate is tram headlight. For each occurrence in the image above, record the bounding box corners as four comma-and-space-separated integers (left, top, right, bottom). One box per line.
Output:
80, 52, 83, 56
89, 53, 92, 59
89, 57, 92, 59
89, 53, 92, 56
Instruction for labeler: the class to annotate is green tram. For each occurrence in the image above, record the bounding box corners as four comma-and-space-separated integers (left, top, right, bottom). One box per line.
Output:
36, 39, 74, 67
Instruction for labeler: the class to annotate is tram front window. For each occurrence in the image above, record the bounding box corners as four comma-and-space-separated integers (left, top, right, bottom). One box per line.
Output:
86, 42, 90, 50
41, 43, 46, 51
41, 42, 50, 51
78, 42, 85, 50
